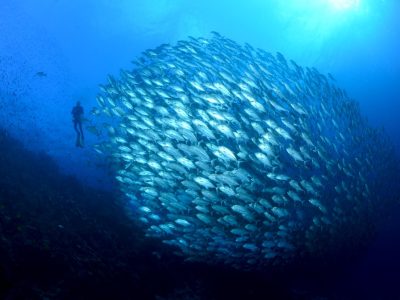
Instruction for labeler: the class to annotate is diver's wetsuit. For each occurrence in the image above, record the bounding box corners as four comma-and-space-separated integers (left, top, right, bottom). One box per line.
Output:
72, 104, 84, 147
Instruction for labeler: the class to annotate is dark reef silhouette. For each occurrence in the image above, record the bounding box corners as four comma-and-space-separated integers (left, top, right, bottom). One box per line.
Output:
0, 127, 399, 299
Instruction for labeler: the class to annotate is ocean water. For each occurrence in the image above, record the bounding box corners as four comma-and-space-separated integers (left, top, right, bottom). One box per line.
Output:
0, 0, 399, 299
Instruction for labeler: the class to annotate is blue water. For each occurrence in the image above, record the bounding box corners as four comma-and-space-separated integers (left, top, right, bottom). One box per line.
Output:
0, 0, 399, 298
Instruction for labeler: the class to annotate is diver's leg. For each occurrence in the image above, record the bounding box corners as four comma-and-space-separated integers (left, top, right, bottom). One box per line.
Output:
78, 122, 84, 140
74, 121, 79, 134
78, 122, 84, 147
74, 121, 81, 147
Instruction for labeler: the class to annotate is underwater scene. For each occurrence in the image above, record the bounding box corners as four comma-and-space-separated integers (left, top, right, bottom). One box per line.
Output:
0, 0, 399, 299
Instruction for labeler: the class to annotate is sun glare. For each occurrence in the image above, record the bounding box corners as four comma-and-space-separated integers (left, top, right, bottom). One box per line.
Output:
328, 0, 360, 10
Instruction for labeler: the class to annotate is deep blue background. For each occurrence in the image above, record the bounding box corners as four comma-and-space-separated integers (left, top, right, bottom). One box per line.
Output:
0, 0, 399, 297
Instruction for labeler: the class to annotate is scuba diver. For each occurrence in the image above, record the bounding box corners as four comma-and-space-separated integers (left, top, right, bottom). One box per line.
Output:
72, 101, 84, 147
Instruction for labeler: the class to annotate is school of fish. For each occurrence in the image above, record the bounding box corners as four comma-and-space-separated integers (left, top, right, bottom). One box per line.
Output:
93, 32, 399, 269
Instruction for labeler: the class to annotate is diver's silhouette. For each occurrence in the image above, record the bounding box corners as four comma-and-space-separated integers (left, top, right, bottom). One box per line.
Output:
72, 101, 84, 147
